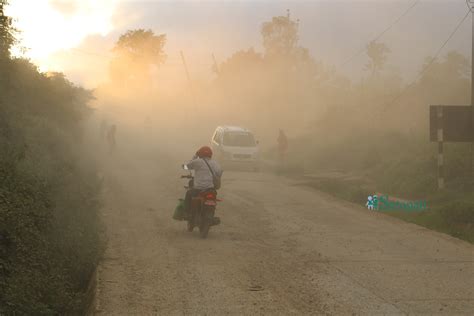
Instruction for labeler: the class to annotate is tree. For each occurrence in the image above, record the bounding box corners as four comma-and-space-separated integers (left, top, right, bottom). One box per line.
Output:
109, 29, 166, 85
365, 41, 390, 77
218, 48, 263, 79
260, 11, 315, 75
0, 0, 16, 97
416, 51, 470, 105
261, 11, 299, 58
212, 12, 331, 130
0, 0, 15, 59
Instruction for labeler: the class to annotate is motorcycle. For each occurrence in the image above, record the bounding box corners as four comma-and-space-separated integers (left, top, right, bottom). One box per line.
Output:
181, 165, 220, 239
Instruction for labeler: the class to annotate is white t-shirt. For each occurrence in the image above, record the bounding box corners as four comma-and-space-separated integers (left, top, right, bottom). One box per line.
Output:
185, 157, 223, 190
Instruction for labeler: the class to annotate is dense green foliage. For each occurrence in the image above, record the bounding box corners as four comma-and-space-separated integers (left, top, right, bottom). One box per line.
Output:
0, 3, 102, 313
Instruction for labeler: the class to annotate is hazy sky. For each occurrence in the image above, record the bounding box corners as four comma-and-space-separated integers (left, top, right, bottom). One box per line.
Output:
8, 0, 472, 88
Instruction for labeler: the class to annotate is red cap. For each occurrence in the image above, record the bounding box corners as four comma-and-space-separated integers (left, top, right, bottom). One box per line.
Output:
196, 146, 213, 158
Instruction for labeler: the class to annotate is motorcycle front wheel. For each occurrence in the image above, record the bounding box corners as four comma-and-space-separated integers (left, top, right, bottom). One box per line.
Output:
187, 221, 194, 232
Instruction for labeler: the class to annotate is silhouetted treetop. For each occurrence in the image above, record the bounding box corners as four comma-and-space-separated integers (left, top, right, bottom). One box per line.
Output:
0, 0, 16, 59
109, 29, 166, 85
261, 12, 299, 58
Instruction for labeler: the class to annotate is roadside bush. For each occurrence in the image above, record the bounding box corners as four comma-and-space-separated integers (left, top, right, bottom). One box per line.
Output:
0, 58, 102, 314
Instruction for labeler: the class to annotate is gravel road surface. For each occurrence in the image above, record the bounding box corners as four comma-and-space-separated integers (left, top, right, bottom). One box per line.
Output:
94, 153, 474, 315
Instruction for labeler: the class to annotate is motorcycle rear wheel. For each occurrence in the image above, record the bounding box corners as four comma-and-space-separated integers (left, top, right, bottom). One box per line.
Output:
199, 220, 210, 239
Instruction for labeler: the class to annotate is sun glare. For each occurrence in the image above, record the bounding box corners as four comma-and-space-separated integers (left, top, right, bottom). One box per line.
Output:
6, 0, 118, 71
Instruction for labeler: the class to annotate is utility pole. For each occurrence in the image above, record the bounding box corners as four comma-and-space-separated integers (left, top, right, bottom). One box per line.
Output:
212, 53, 219, 75
180, 50, 197, 112
180, 50, 192, 86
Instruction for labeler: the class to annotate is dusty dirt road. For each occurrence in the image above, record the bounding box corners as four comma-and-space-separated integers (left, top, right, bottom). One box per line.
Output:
94, 152, 474, 315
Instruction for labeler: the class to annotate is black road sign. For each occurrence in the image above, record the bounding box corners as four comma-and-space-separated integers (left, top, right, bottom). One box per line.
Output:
429, 105, 473, 142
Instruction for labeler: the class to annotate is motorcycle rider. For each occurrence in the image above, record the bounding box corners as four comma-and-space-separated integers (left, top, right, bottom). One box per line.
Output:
182, 146, 223, 218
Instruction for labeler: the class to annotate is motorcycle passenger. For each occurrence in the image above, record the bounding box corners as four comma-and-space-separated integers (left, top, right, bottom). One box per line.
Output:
183, 146, 223, 217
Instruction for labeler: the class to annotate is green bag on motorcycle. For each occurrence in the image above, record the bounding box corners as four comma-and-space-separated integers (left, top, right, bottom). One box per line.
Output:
173, 199, 185, 221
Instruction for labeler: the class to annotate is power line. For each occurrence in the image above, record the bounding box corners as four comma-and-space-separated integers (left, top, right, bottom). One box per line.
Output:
381, 8, 471, 111
340, 0, 420, 68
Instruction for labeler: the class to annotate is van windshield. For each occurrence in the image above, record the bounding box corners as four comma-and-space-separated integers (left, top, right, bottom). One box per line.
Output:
223, 132, 256, 147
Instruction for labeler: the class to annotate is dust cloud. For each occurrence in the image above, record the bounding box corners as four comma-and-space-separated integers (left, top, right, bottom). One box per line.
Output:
4, 0, 474, 314
77, 1, 470, 190
88, 12, 468, 166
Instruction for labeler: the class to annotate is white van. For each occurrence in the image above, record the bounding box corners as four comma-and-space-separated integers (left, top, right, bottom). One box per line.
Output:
211, 126, 260, 171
